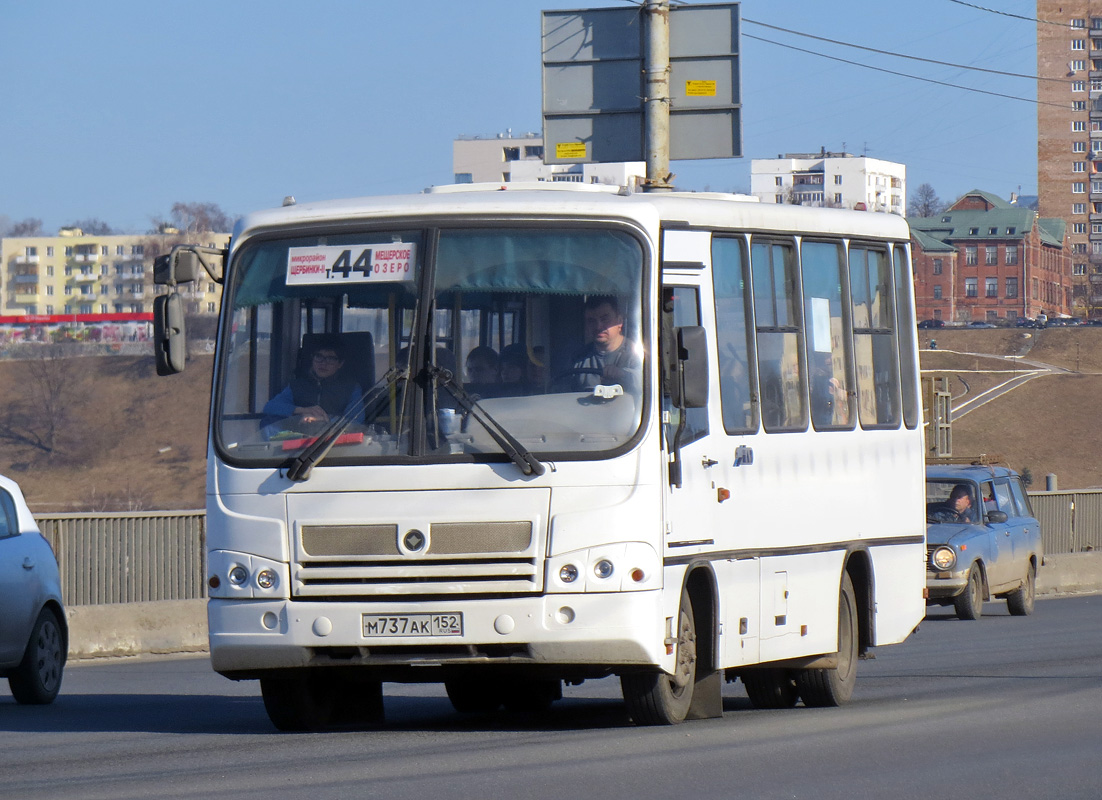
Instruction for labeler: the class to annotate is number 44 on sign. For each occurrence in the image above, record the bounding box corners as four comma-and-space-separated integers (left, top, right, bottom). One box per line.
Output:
285, 243, 416, 286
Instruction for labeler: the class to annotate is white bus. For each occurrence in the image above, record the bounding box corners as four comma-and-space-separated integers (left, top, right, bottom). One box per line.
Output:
155, 183, 926, 729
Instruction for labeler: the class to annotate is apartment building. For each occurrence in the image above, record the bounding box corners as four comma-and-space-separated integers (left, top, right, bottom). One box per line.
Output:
1037, 1, 1102, 311
453, 132, 546, 184
1, 229, 228, 329
750, 150, 906, 215
910, 190, 1072, 322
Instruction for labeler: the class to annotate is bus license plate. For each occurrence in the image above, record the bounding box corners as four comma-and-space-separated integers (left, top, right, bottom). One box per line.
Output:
362, 613, 463, 637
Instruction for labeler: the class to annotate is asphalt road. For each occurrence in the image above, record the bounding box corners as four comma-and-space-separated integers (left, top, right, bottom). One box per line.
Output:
2, 595, 1100, 800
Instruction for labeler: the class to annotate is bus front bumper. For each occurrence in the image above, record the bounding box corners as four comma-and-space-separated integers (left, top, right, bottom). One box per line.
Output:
208, 592, 664, 677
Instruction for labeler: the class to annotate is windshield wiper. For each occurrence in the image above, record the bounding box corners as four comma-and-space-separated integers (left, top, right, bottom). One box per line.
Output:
285, 365, 408, 482
430, 366, 546, 477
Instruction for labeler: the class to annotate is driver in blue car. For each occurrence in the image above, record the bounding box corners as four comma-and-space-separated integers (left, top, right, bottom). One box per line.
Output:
571, 295, 642, 392
929, 483, 977, 524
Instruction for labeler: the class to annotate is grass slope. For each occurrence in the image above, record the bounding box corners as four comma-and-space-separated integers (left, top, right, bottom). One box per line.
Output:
0, 355, 212, 511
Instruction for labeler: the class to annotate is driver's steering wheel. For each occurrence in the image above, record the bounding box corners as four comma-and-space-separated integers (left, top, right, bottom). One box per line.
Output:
550, 367, 602, 391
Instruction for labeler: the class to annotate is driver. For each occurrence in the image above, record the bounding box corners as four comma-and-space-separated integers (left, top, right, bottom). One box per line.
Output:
928, 484, 977, 524
570, 295, 642, 392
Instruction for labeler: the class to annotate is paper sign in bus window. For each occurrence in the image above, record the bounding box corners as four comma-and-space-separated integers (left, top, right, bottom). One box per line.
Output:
286, 244, 416, 286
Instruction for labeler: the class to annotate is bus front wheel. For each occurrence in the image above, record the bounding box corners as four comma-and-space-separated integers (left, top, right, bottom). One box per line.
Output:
445, 676, 503, 713
796, 571, 858, 707
261, 674, 335, 731
621, 587, 697, 725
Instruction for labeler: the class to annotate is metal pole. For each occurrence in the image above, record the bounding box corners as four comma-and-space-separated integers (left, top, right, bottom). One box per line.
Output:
643, 0, 672, 191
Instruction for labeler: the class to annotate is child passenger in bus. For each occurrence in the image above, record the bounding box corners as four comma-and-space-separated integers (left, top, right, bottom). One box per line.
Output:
464, 345, 503, 399
500, 344, 535, 395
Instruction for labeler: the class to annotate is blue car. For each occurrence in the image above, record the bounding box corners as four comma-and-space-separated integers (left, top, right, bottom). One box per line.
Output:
925, 465, 1043, 620
0, 474, 67, 703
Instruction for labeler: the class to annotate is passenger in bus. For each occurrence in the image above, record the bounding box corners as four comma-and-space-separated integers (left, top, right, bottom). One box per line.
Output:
464, 345, 503, 398
528, 345, 548, 390
927, 484, 977, 524
260, 334, 363, 434
500, 344, 534, 395
571, 295, 642, 392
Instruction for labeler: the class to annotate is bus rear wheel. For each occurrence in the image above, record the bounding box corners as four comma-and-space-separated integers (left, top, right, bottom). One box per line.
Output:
502, 678, 562, 713
742, 669, 799, 709
621, 587, 697, 725
796, 571, 858, 707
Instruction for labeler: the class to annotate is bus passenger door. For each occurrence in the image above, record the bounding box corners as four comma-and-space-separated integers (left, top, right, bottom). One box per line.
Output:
661, 282, 721, 552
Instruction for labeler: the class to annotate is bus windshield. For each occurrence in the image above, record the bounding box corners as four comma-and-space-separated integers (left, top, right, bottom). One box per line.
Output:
213, 225, 647, 468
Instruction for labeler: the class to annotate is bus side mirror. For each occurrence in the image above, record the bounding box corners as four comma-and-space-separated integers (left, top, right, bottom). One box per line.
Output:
154, 292, 187, 375
154, 251, 200, 285
154, 246, 225, 286
676, 325, 708, 409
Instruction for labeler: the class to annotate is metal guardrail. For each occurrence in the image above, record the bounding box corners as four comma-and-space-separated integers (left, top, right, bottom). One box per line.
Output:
36, 510, 206, 606
30, 493, 1099, 607
1029, 491, 1102, 555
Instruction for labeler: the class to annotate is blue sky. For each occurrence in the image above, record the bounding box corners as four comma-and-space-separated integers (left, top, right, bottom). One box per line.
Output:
0, 0, 1040, 234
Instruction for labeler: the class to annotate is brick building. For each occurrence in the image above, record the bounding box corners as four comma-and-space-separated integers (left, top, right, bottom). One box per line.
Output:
910, 190, 1072, 323
1037, 1, 1102, 312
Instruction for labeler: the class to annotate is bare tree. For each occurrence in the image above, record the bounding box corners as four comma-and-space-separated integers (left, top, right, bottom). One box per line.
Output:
0, 347, 88, 461
909, 183, 943, 218
64, 218, 114, 235
141, 202, 230, 267
86, 480, 153, 512
170, 202, 232, 235
9, 218, 44, 236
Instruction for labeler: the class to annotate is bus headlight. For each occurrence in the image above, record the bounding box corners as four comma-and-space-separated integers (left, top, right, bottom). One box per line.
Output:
931, 546, 956, 571
547, 543, 659, 592
208, 551, 290, 599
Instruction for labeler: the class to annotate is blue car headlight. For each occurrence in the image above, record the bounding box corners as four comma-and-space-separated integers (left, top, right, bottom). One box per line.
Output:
931, 546, 956, 571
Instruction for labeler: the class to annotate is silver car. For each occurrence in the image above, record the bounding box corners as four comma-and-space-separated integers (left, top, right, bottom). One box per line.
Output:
0, 474, 67, 703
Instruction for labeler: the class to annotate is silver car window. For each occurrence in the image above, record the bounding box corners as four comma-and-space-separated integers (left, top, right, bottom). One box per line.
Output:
992, 480, 1014, 516
979, 481, 996, 515
1009, 478, 1034, 517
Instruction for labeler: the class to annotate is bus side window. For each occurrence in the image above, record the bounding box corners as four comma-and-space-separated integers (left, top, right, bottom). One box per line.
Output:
801, 240, 854, 431
893, 244, 920, 430
751, 239, 806, 432
712, 236, 757, 434
849, 245, 901, 429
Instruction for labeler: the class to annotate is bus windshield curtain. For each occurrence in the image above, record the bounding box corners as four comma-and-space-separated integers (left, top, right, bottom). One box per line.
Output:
434, 230, 641, 295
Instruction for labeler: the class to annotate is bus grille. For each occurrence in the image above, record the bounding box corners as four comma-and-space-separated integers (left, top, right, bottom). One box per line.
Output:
294, 521, 541, 598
